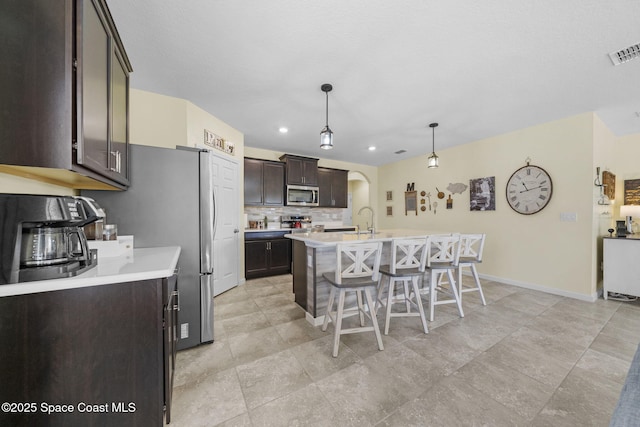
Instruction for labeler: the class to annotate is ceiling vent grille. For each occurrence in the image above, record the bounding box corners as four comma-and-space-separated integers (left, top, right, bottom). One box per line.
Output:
609, 43, 640, 65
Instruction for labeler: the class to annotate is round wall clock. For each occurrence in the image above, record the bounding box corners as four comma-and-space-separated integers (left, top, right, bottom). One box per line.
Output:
505, 162, 553, 215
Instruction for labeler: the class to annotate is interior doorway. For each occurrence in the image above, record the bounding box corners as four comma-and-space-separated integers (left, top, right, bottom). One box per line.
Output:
348, 171, 371, 230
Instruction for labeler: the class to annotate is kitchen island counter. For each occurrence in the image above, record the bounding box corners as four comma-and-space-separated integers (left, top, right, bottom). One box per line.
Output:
0, 246, 181, 297
286, 228, 449, 247
287, 229, 450, 321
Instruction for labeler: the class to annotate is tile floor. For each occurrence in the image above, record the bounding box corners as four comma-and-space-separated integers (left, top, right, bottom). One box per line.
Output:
169, 274, 640, 426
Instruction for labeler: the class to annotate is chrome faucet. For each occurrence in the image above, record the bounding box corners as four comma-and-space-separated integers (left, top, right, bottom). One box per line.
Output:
358, 206, 375, 234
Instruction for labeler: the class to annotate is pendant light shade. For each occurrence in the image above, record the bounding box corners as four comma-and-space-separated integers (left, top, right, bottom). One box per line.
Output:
427, 122, 439, 168
320, 84, 333, 150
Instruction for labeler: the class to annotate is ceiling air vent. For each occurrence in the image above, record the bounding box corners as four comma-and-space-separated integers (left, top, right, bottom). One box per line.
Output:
394, 149, 407, 154
609, 43, 640, 65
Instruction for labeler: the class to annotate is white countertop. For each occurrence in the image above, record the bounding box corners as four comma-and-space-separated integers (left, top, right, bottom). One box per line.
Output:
0, 246, 181, 298
285, 228, 451, 248
245, 225, 357, 233
245, 227, 295, 233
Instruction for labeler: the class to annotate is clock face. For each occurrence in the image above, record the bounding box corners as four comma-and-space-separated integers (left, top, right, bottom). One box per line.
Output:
505, 164, 553, 215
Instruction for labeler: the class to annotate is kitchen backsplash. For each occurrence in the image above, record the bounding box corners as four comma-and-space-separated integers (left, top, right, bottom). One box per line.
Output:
245, 206, 351, 227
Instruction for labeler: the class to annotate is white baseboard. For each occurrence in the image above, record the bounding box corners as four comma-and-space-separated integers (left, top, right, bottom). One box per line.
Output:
477, 273, 598, 302
306, 312, 325, 327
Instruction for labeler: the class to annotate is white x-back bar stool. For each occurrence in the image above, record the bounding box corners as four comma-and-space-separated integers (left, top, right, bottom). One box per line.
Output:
457, 233, 487, 305
375, 238, 429, 335
321, 241, 384, 357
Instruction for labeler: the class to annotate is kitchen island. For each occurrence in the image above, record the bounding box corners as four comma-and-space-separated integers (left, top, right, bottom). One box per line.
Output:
286, 229, 448, 324
0, 246, 180, 426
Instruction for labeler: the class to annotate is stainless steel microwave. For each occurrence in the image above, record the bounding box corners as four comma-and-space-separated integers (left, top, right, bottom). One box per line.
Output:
286, 185, 319, 206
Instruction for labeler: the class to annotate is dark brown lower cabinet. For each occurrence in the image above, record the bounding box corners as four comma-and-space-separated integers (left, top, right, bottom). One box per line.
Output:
245, 231, 292, 279
0, 276, 177, 427
292, 239, 309, 309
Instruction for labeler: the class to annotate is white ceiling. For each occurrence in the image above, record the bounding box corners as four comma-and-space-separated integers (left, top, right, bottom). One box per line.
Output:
107, 0, 640, 166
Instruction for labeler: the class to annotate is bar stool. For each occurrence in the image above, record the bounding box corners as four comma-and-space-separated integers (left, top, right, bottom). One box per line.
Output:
375, 238, 429, 335
424, 234, 464, 322
321, 241, 384, 357
457, 234, 487, 305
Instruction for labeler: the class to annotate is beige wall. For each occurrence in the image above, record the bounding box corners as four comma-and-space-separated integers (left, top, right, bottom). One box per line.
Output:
592, 115, 617, 289
379, 113, 597, 299
129, 89, 188, 148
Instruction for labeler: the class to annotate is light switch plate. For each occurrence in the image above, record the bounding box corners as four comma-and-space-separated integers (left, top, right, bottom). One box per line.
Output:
560, 212, 577, 222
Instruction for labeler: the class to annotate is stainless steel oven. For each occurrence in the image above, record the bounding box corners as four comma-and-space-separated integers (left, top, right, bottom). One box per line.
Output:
286, 185, 319, 206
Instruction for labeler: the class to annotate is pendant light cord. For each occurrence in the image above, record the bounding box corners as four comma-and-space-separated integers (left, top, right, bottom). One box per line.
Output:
325, 91, 329, 127
429, 122, 438, 154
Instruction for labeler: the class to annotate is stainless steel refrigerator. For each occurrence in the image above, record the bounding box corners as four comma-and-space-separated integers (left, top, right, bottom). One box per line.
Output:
84, 144, 216, 350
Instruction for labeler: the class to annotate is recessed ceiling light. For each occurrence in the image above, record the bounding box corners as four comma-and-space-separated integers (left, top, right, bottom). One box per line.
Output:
368, 146, 376, 151
279, 127, 288, 134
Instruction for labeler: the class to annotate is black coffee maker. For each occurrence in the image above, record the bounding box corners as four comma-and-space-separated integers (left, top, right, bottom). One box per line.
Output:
0, 194, 102, 284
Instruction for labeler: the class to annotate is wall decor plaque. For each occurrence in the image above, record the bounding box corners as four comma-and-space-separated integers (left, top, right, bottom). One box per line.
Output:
624, 179, 640, 205
602, 171, 615, 200
405, 191, 417, 215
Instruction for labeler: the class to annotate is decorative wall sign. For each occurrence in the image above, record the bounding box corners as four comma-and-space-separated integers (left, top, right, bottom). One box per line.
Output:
405, 191, 418, 215
204, 129, 235, 156
603, 171, 615, 200
446, 194, 453, 209
447, 182, 468, 194
386, 191, 393, 201
386, 206, 393, 216
470, 176, 496, 211
224, 141, 235, 155
624, 179, 640, 205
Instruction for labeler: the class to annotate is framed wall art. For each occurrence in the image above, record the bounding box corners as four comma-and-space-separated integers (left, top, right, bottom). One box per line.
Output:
624, 179, 640, 205
469, 176, 495, 211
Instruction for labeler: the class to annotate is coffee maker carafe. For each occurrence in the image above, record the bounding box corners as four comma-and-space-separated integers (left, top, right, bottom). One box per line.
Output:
0, 194, 102, 284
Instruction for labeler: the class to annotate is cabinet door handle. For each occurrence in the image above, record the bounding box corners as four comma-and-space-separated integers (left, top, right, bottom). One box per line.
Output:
110, 151, 118, 171
172, 290, 180, 311
110, 151, 122, 173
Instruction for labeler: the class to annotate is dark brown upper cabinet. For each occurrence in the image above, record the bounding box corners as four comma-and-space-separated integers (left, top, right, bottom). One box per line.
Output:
244, 158, 285, 206
279, 154, 319, 187
318, 167, 348, 208
0, 0, 132, 190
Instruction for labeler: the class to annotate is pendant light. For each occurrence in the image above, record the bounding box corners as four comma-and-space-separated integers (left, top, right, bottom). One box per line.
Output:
427, 122, 439, 168
320, 83, 333, 150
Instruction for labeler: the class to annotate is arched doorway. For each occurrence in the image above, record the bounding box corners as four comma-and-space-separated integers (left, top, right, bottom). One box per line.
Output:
347, 171, 371, 229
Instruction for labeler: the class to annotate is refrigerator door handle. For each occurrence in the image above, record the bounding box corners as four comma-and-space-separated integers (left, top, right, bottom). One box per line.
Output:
200, 151, 215, 274
200, 274, 214, 343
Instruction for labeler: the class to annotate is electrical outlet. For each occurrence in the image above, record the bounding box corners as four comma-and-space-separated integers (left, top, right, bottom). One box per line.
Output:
181, 323, 189, 339
560, 212, 577, 222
